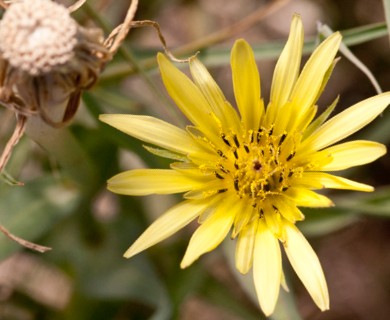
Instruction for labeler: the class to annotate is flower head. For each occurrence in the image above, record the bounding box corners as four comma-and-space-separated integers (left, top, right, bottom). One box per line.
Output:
100, 15, 390, 316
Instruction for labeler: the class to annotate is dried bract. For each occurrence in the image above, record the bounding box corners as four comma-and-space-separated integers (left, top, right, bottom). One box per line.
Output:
0, 0, 111, 128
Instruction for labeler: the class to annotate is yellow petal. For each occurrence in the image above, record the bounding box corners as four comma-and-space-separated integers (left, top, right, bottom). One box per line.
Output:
270, 14, 303, 114
231, 39, 263, 131
302, 172, 374, 192
304, 96, 339, 139
157, 53, 217, 134
124, 200, 209, 258
235, 217, 258, 274
100, 114, 198, 155
302, 92, 390, 151
180, 197, 236, 268
272, 196, 305, 223
263, 202, 285, 241
108, 169, 206, 195
232, 201, 254, 238
190, 58, 240, 131
320, 140, 386, 171
285, 188, 334, 207
253, 220, 282, 316
288, 32, 341, 128
283, 223, 329, 311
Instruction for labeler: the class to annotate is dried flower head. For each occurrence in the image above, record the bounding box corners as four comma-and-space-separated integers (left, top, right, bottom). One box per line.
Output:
0, 0, 78, 76
0, 0, 139, 177
0, 0, 110, 128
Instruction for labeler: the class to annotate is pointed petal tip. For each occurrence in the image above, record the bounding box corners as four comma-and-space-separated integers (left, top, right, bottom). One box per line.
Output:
180, 258, 192, 269
123, 244, 140, 259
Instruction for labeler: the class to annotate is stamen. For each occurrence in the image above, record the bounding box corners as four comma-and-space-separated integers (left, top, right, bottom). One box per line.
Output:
286, 152, 295, 161
215, 172, 224, 179
217, 150, 227, 159
233, 135, 240, 148
278, 133, 287, 146
234, 178, 239, 191
221, 134, 231, 146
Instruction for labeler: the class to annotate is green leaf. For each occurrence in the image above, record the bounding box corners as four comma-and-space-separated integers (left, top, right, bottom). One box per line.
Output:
382, 0, 390, 45
0, 176, 80, 260
299, 207, 359, 237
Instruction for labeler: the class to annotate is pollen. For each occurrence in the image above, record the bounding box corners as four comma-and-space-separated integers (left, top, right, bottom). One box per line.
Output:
0, 0, 77, 76
213, 128, 300, 205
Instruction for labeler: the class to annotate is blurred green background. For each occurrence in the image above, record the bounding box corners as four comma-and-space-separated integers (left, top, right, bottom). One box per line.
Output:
0, 0, 390, 319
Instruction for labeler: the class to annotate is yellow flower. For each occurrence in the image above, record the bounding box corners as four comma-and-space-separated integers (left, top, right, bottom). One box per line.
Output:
100, 15, 390, 316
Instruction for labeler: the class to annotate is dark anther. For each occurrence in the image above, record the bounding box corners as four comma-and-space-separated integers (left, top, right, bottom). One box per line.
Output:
234, 178, 239, 191
269, 127, 274, 135
234, 162, 239, 169
233, 149, 238, 159
278, 133, 287, 146
221, 134, 231, 146
215, 172, 224, 179
264, 184, 270, 191
286, 151, 295, 161
259, 208, 264, 217
288, 171, 294, 177
218, 188, 228, 193
233, 135, 240, 148
217, 149, 227, 159
250, 132, 254, 143
244, 145, 250, 153
253, 160, 262, 171
282, 187, 289, 191
279, 175, 283, 183
219, 165, 229, 173
256, 129, 262, 142
272, 205, 278, 211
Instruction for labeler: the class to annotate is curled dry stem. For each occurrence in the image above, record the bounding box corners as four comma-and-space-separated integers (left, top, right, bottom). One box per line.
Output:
106, 0, 139, 54
0, 114, 27, 175
0, 224, 51, 253
130, 20, 198, 63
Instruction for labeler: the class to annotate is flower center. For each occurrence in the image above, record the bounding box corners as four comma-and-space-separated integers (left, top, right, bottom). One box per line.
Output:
214, 127, 300, 206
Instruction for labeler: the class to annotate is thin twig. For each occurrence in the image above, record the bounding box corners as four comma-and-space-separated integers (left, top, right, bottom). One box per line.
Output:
107, 0, 139, 54
173, 0, 291, 57
68, 0, 87, 13
129, 20, 198, 63
0, 114, 27, 173
0, 224, 51, 253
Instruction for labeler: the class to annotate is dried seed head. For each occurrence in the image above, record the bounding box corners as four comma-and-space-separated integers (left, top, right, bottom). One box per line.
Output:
0, 0, 78, 76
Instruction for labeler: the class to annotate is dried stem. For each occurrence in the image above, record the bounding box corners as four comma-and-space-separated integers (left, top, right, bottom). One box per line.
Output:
68, 0, 87, 13
0, 224, 51, 253
107, 0, 139, 54
0, 114, 27, 173
129, 20, 198, 63
170, 0, 290, 57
